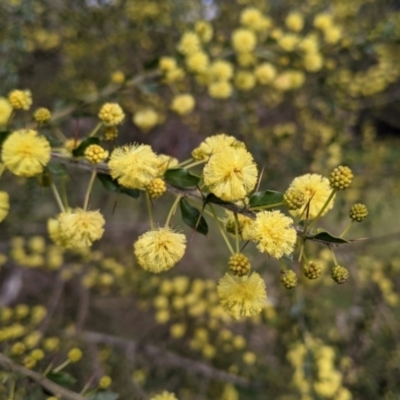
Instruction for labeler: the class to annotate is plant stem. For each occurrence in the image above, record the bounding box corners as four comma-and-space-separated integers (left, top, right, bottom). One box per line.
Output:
234, 212, 240, 253
184, 159, 207, 169
61, 176, 69, 211
88, 122, 103, 137
83, 169, 97, 210
308, 189, 336, 231
340, 221, 353, 238
249, 201, 284, 211
145, 190, 154, 230
165, 195, 182, 227
208, 204, 234, 255
50, 181, 65, 213
329, 247, 338, 265
53, 359, 70, 373
176, 158, 194, 168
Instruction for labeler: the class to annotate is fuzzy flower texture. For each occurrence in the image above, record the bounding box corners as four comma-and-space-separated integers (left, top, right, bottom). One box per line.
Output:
1, 129, 51, 177
134, 227, 186, 273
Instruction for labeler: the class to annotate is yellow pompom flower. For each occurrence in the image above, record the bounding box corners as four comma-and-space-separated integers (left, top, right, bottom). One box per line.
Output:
240, 7, 270, 32
159, 57, 177, 72
287, 174, 335, 219
237, 52, 257, 67
314, 13, 333, 30
0, 97, 13, 126
234, 71, 256, 91
195, 20, 213, 43
203, 146, 258, 201
208, 81, 233, 99
303, 52, 324, 72
170, 94, 195, 115
8, 89, 32, 110
134, 227, 186, 273
185, 51, 209, 74
1, 129, 51, 177
68, 348, 82, 363
150, 391, 178, 400
99, 375, 112, 389
232, 29, 257, 53
98, 103, 125, 126
217, 272, 266, 320
84, 144, 109, 164
254, 63, 277, 84
278, 34, 300, 52
133, 108, 159, 132
177, 31, 201, 55
108, 144, 159, 189
285, 12, 304, 32
324, 26, 342, 44
0, 191, 10, 223
56, 208, 105, 248
250, 210, 296, 259
33, 107, 51, 124
209, 60, 234, 81
157, 154, 179, 175
192, 133, 245, 161
111, 70, 125, 84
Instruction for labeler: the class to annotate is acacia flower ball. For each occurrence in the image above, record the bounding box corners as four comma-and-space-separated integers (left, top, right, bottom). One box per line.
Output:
208, 81, 233, 99
195, 20, 213, 43
232, 29, 257, 53
1, 129, 51, 177
159, 56, 177, 72
57, 208, 105, 248
157, 154, 179, 175
285, 12, 304, 32
287, 174, 335, 219
133, 108, 159, 132
250, 210, 297, 259
217, 272, 267, 320
150, 392, 178, 400
33, 107, 51, 124
209, 60, 234, 81
8, 89, 32, 110
170, 94, 195, 115
0, 98, 13, 126
254, 63, 277, 84
203, 146, 258, 201
177, 31, 201, 55
235, 71, 256, 91
134, 227, 186, 273
98, 103, 125, 126
108, 144, 159, 189
0, 191, 10, 222
84, 144, 109, 164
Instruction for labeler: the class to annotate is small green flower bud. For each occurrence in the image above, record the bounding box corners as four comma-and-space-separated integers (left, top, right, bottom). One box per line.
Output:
331, 265, 349, 284
349, 203, 368, 222
146, 178, 167, 199
228, 253, 251, 277
329, 166, 353, 190
280, 269, 297, 289
284, 189, 305, 210
104, 126, 118, 141
303, 261, 322, 280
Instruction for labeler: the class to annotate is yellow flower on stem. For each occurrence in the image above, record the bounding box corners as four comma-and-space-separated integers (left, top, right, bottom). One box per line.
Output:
0, 191, 10, 222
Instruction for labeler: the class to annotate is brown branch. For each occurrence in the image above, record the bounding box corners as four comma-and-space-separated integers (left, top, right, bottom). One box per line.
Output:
0, 352, 86, 400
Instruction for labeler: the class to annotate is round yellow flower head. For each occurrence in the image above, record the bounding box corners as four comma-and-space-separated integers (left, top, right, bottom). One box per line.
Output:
298, 34, 320, 53
134, 227, 186, 273
208, 81, 233, 99
0, 97, 13, 126
111, 70, 125, 84
103, 126, 118, 141
30, 348, 44, 361
232, 29, 257, 53
185, 51, 209, 73
68, 348, 82, 363
324, 26, 342, 44
240, 7, 270, 31
203, 146, 258, 201
278, 34, 300, 52
0, 191, 10, 223
150, 391, 178, 400
165, 67, 185, 83
98, 103, 125, 126
157, 154, 178, 175
84, 144, 109, 164
304, 52, 324, 72
243, 351, 257, 365
108, 143, 159, 189
237, 52, 257, 67
192, 133, 245, 161
209, 60, 234, 81
170, 94, 195, 115
33, 107, 51, 124
1, 129, 51, 177
195, 20, 213, 43
8, 89, 32, 110
287, 174, 335, 219
56, 208, 105, 248
285, 12, 304, 32
99, 375, 112, 389
159, 56, 177, 72
170, 322, 186, 339
177, 31, 201, 55
224, 210, 254, 241
133, 108, 159, 132
217, 272, 266, 320
314, 13, 333, 30
235, 71, 256, 91
250, 210, 297, 259
254, 63, 277, 84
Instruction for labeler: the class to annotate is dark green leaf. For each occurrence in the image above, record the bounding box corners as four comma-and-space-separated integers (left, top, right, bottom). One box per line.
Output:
47, 371, 76, 386
47, 162, 68, 176
72, 137, 100, 157
97, 173, 140, 199
0, 130, 10, 147
180, 198, 208, 235
87, 391, 120, 400
164, 168, 200, 188
305, 231, 349, 245
36, 170, 52, 187
249, 190, 284, 208
204, 193, 231, 206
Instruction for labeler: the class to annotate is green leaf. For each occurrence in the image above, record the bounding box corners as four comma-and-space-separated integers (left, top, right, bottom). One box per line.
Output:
97, 173, 140, 199
204, 193, 231, 206
87, 391, 120, 400
164, 168, 200, 188
36, 170, 52, 187
72, 137, 100, 157
47, 371, 77, 386
305, 231, 350, 245
180, 197, 208, 235
47, 162, 68, 176
249, 190, 284, 208
0, 130, 10, 147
